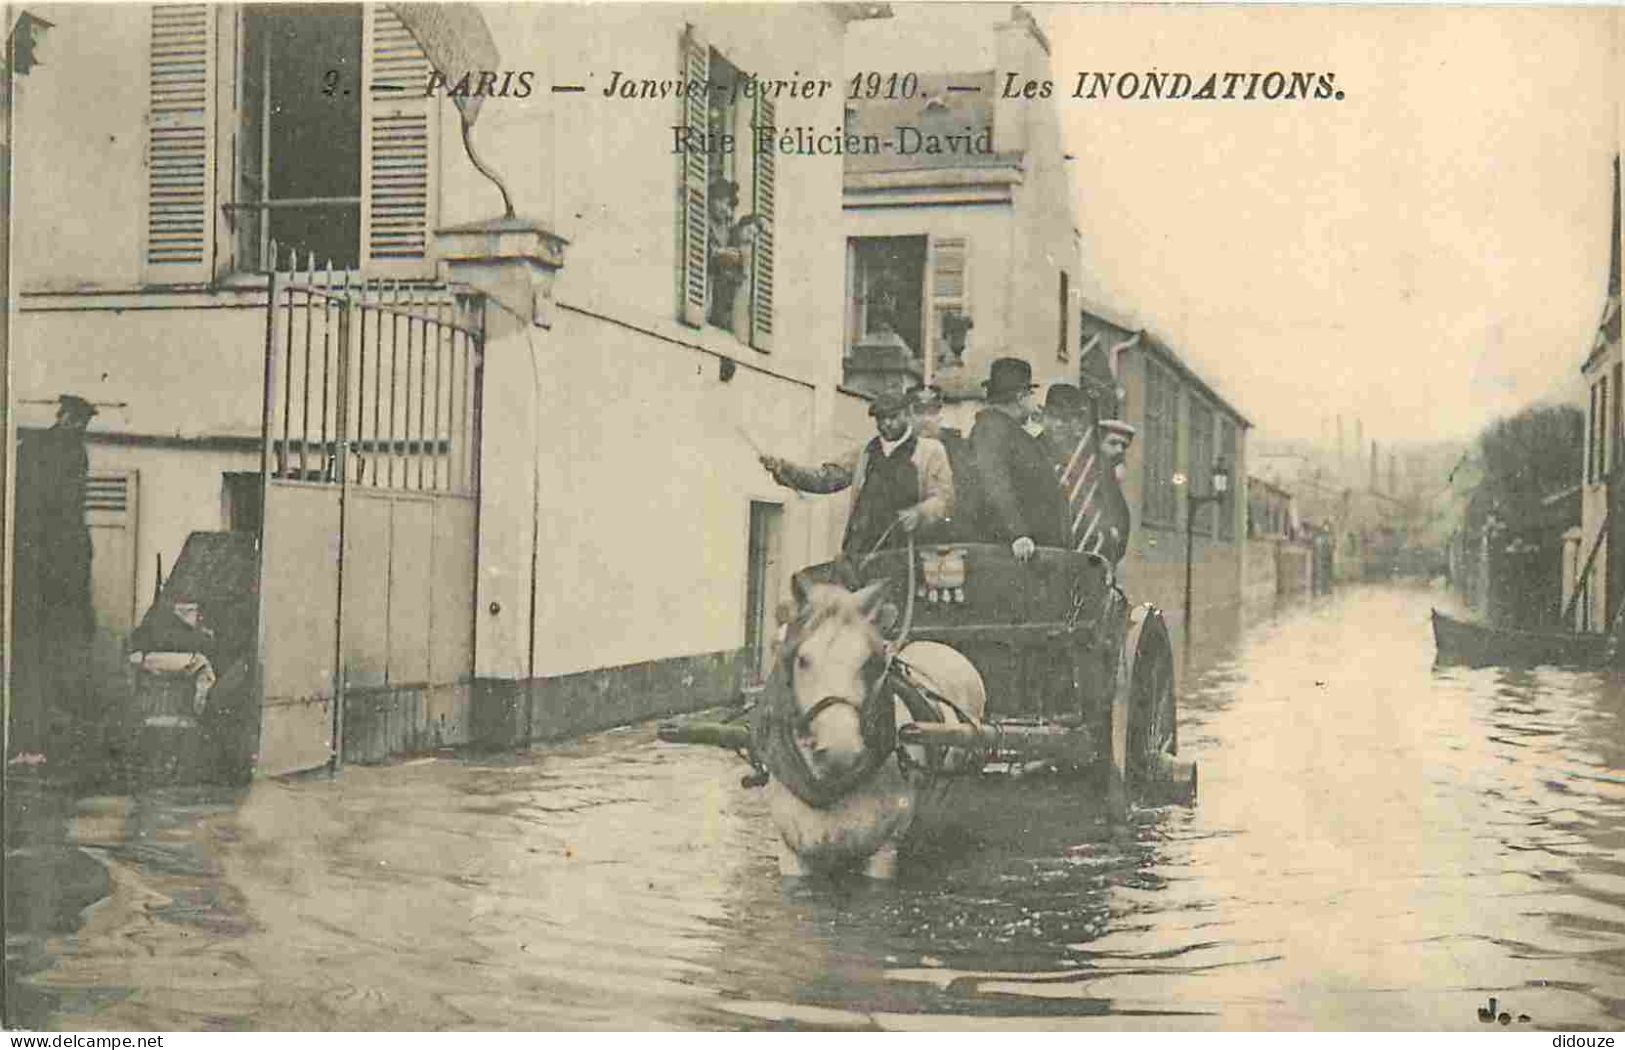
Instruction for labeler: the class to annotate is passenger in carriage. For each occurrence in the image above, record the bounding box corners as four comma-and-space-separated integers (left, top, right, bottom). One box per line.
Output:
1039, 384, 1136, 570
908, 385, 981, 542
967, 357, 1068, 561
760, 389, 955, 583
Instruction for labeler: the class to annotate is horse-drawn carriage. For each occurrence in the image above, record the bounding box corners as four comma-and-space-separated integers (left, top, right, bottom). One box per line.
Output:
659, 542, 1195, 878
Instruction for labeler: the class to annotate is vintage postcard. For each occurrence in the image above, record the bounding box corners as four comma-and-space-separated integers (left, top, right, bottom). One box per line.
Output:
1, 0, 1622, 1034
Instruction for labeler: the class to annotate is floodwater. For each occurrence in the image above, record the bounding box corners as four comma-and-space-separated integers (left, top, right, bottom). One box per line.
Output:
6, 583, 1624, 1031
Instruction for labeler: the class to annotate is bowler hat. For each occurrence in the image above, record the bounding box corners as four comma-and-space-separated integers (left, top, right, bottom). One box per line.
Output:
1043, 383, 1087, 418
983, 357, 1037, 402
869, 390, 910, 418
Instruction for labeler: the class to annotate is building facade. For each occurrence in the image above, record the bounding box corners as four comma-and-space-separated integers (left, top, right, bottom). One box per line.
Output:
12, 2, 864, 771
1076, 305, 1250, 638
839, 5, 1080, 431
1567, 155, 1622, 633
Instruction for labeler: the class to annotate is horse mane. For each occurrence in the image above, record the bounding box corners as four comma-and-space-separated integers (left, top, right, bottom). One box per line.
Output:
795, 584, 882, 649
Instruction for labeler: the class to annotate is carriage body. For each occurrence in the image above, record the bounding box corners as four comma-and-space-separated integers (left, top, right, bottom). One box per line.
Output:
660, 542, 1191, 811
844, 543, 1125, 729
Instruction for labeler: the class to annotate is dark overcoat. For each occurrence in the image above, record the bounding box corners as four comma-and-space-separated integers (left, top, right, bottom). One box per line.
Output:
968, 408, 1068, 548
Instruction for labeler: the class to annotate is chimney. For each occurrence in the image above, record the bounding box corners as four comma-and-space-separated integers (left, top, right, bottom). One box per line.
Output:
992, 5, 1049, 155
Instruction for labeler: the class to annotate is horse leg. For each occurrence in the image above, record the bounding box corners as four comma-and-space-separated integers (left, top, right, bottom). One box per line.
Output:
862, 842, 899, 880
777, 840, 808, 878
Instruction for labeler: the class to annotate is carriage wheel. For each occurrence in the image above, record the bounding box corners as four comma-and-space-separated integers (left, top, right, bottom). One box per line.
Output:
1125, 609, 1177, 788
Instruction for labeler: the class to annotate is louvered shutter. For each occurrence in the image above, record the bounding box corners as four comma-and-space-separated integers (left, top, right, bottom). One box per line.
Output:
144, 4, 216, 284
929, 235, 970, 367
362, 7, 438, 277
748, 94, 776, 351
676, 28, 709, 328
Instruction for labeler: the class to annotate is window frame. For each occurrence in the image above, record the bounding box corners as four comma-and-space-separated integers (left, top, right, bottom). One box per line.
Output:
675, 26, 775, 351
1141, 358, 1180, 529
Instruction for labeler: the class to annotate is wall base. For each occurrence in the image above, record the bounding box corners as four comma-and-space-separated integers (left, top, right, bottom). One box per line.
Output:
472, 649, 742, 747
342, 682, 473, 764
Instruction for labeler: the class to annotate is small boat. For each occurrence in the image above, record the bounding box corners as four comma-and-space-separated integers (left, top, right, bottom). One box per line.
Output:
1430, 608, 1610, 668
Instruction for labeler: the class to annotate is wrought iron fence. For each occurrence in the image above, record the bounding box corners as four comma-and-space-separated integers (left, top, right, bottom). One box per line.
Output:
262, 246, 483, 496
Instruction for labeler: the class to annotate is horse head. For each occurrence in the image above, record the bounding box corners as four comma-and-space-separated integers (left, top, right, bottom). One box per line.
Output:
784, 580, 891, 779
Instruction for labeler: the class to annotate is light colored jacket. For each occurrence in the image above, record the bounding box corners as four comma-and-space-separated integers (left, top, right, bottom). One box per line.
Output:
772, 433, 955, 527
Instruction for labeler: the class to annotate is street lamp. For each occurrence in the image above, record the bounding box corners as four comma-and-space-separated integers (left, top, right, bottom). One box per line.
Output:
1182, 457, 1232, 645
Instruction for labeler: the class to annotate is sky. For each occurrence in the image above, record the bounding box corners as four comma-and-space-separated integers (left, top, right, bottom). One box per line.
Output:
858, 4, 1623, 445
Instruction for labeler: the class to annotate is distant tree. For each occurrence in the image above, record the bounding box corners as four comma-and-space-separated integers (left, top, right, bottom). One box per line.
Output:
1472, 403, 1585, 528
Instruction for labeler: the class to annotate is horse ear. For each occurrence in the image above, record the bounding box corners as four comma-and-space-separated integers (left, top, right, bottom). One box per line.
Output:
855, 579, 890, 621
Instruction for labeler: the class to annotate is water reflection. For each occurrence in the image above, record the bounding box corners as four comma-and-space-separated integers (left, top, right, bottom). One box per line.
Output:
7, 585, 1624, 1031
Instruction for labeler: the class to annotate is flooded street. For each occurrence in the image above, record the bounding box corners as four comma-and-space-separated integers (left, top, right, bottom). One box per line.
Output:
7, 583, 1624, 1031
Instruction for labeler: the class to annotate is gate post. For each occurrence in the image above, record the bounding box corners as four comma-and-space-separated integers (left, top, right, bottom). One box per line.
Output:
436, 218, 566, 746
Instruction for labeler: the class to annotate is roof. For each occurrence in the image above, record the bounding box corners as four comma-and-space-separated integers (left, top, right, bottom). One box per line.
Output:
1580, 155, 1621, 374
1135, 328, 1253, 429
1077, 303, 1250, 427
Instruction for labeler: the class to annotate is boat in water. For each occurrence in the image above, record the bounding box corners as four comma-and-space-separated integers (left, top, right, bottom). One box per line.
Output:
1430, 608, 1610, 669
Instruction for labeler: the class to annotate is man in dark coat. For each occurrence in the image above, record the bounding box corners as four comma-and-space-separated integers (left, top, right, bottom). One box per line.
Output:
969, 358, 1067, 560
1085, 420, 1137, 568
12, 394, 98, 751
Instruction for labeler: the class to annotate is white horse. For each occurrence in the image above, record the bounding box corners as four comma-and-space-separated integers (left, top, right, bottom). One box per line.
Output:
758, 581, 987, 879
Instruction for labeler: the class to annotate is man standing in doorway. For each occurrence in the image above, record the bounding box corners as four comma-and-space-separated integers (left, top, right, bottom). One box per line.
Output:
969, 358, 1067, 561
760, 389, 954, 570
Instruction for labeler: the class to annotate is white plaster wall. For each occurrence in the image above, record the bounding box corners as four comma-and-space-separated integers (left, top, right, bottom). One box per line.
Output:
12, 2, 149, 290
14, 305, 264, 437
522, 307, 826, 677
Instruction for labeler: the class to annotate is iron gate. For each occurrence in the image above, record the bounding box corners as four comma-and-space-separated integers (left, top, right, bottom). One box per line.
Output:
255, 250, 484, 775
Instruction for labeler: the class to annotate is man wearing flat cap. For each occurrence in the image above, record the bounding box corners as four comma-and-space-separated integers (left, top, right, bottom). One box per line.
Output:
761, 388, 954, 563
969, 358, 1067, 561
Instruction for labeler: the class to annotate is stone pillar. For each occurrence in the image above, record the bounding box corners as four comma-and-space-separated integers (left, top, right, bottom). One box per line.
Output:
436, 218, 567, 714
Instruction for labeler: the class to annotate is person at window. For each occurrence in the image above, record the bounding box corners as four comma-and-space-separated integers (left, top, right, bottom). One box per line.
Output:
910, 385, 980, 541
706, 178, 761, 329
969, 358, 1068, 562
760, 389, 954, 569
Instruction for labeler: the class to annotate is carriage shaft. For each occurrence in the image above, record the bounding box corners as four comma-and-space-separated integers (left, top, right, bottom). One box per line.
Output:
897, 721, 1097, 764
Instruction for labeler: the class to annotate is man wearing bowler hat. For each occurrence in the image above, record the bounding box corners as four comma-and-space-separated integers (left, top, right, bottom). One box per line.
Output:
1039, 383, 1090, 471
760, 389, 954, 567
969, 358, 1067, 561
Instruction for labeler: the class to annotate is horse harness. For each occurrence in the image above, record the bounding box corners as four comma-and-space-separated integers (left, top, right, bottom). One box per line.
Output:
749, 635, 970, 809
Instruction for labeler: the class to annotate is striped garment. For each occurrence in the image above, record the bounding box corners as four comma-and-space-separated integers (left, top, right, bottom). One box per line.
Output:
1058, 424, 1110, 554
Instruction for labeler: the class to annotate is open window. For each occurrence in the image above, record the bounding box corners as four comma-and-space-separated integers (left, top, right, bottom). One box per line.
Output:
676, 27, 775, 349
234, 4, 364, 271
142, 4, 437, 282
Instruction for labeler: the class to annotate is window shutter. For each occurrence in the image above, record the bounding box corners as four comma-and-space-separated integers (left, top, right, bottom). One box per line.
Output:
748, 93, 776, 351
362, 7, 438, 277
929, 235, 969, 365
676, 28, 709, 328
144, 4, 216, 284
